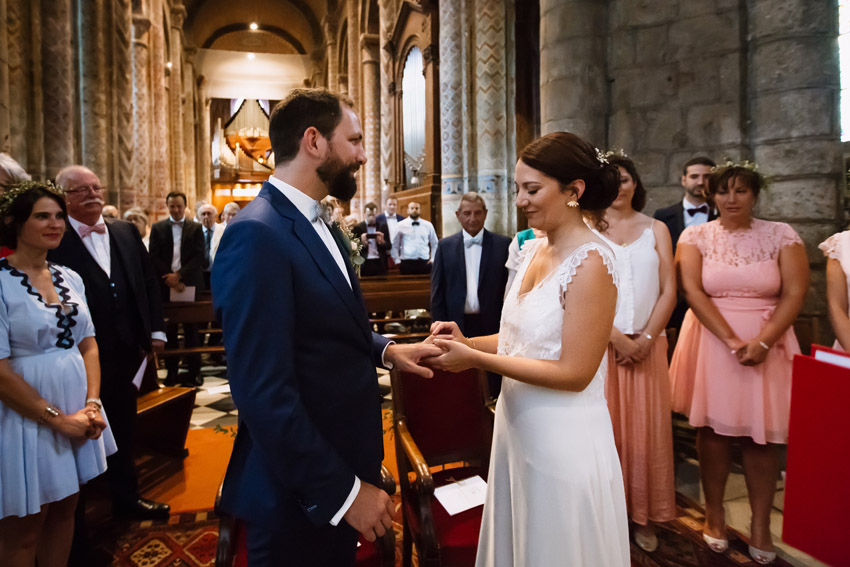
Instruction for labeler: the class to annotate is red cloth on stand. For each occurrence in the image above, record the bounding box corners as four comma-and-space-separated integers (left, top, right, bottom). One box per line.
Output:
783, 345, 850, 567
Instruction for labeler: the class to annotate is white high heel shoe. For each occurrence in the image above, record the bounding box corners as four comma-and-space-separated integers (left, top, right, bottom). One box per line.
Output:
702, 532, 729, 553
748, 544, 776, 564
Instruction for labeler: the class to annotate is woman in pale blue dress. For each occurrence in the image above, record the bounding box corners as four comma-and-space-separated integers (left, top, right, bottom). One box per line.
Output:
0, 182, 116, 566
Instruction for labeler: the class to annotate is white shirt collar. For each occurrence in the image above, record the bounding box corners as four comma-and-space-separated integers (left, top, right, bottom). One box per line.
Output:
268, 175, 322, 223
682, 195, 706, 209
68, 215, 106, 237
462, 229, 483, 241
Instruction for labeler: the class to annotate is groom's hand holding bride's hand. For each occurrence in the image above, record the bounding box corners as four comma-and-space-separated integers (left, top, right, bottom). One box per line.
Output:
384, 342, 443, 378
428, 320, 477, 373
343, 482, 394, 542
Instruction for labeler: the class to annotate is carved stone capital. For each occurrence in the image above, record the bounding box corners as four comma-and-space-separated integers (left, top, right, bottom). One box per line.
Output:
170, 5, 187, 29
133, 15, 152, 38
422, 44, 438, 67
388, 81, 396, 95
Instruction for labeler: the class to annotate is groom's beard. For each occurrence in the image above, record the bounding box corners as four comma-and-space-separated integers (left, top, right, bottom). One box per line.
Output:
318, 157, 359, 202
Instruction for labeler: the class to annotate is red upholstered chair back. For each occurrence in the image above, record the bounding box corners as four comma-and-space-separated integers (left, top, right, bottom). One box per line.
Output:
391, 367, 492, 468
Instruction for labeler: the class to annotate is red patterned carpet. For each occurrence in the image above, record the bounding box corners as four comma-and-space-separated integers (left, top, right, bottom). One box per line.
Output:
87, 493, 796, 567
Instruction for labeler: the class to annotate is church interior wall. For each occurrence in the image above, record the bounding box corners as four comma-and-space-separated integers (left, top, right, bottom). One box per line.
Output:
0, 0, 844, 340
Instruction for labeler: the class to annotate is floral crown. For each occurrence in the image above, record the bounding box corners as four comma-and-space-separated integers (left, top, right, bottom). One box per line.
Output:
710, 158, 769, 189
0, 180, 64, 218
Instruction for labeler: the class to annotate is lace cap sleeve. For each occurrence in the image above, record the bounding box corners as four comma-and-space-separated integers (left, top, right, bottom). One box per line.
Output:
557, 243, 618, 308
776, 222, 804, 249
818, 231, 846, 261
677, 224, 701, 249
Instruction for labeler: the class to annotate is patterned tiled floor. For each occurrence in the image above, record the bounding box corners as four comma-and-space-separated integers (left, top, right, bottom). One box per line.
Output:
161, 363, 392, 430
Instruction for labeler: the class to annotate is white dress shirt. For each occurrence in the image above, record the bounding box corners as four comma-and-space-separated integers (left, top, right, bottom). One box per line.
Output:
170, 217, 184, 272
391, 217, 439, 263
463, 230, 483, 314
682, 196, 709, 229
384, 214, 400, 242
267, 176, 351, 289
68, 215, 167, 343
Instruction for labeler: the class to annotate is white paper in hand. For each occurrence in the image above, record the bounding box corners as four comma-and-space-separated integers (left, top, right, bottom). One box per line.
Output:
131, 356, 148, 391
170, 285, 196, 302
434, 475, 487, 515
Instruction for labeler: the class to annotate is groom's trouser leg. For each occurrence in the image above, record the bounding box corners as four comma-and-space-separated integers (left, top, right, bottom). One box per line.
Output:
245, 520, 359, 567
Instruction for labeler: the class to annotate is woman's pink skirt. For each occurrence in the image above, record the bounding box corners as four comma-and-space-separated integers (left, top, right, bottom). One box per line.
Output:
606, 338, 676, 525
669, 297, 799, 445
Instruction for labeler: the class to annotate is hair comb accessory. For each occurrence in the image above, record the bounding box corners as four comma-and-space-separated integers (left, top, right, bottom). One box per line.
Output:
594, 147, 610, 165
599, 148, 629, 161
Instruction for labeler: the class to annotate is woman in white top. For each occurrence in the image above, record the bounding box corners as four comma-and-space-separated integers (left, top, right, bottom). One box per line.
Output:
819, 230, 850, 350
430, 132, 629, 566
591, 155, 677, 552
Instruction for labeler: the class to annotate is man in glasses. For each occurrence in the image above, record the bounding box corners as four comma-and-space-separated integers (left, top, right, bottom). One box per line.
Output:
49, 166, 170, 524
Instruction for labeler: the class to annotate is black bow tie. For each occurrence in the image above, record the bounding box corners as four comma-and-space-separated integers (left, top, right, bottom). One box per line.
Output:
686, 205, 709, 216
412, 221, 420, 226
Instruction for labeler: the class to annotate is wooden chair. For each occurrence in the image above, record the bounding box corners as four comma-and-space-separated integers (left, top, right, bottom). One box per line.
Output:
391, 367, 494, 567
214, 466, 397, 567
158, 300, 225, 359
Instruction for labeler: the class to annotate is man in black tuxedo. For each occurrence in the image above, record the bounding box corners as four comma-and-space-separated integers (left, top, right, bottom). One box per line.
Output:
653, 156, 716, 329
49, 165, 170, 521
148, 192, 205, 386
352, 202, 391, 276
376, 195, 403, 267
431, 192, 511, 394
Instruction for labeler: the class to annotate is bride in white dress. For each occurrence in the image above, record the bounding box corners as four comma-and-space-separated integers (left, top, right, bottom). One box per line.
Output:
430, 132, 630, 566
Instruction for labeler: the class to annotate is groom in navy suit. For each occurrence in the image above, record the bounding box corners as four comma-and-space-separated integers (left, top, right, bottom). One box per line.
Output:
431, 192, 511, 394
212, 89, 439, 566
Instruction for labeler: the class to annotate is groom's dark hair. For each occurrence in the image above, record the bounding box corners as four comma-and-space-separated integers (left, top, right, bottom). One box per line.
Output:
269, 89, 355, 165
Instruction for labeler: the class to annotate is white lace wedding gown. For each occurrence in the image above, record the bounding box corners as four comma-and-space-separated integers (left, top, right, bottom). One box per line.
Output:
475, 239, 630, 567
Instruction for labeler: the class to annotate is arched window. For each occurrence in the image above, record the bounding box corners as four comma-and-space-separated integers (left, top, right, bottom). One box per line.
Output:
402, 46, 426, 185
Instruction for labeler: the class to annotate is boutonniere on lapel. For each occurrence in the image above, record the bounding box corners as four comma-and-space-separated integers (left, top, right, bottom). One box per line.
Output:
332, 220, 365, 275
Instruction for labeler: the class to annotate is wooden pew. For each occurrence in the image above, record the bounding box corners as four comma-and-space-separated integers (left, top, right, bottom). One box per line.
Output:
158, 300, 225, 358
361, 275, 431, 342
136, 358, 196, 457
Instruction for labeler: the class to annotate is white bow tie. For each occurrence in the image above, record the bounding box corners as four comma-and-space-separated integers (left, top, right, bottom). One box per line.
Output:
464, 235, 483, 248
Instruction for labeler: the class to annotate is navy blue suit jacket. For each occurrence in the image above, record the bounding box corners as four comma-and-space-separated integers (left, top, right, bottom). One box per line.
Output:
212, 183, 389, 533
376, 212, 403, 225
430, 229, 511, 336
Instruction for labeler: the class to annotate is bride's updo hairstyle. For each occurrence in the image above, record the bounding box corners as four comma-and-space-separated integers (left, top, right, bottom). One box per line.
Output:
518, 132, 620, 213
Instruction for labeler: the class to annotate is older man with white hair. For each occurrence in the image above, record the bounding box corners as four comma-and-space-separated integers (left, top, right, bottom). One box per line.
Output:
198, 202, 224, 287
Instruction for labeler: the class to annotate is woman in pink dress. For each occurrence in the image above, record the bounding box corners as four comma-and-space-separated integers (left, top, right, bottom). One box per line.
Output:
819, 230, 850, 350
669, 165, 808, 565
592, 156, 677, 552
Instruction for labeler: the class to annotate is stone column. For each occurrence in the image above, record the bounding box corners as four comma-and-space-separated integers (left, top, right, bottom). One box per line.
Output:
150, 7, 169, 213
439, 0, 469, 234
360, 34, 381, 213
748, 0, 843, 318
7, 0, 36, 171
79, 0, 109, 184
474, 0, 512, 234
323, 15, 338, 92
168, 4, 186, 194
132, 15, 152, 210
182, 48, 197, 203
0, 0, 10, 151
378, 0, 394, 204
197, 75, 211, 203
539, 0, 608, 143
40, 0, 75, 178
346, 0, 360, 107
112, 0, 135, 209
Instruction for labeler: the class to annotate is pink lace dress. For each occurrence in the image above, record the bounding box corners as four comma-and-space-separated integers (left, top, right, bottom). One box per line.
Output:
669, 219, 803, 445
819, 230, 850, 350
